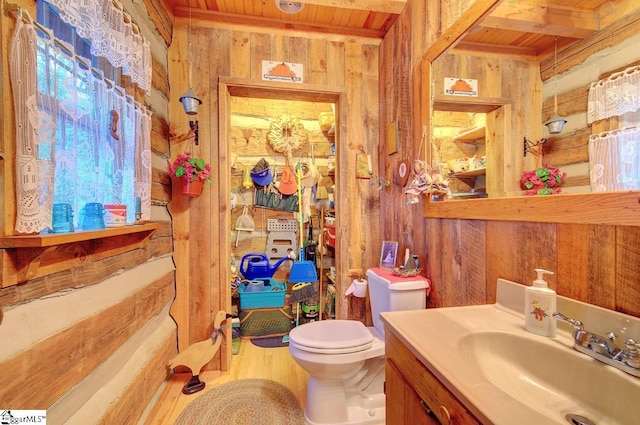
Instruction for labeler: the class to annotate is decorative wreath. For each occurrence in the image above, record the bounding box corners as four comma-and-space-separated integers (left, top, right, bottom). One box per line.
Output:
268, 114, 308, 154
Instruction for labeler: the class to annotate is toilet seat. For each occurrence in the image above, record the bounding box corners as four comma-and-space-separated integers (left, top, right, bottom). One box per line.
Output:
289, 320, 373, 354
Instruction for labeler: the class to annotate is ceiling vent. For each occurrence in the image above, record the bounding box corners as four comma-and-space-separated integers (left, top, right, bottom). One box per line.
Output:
276, 1, 304, 14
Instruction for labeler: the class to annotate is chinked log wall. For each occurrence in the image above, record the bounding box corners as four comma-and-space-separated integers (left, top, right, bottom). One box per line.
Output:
379, 0, 640, 318
541, 9, 640, 192
0, 0, 176, 423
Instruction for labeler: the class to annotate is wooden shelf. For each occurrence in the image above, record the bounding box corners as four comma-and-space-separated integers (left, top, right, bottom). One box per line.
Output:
451, 167, 486, 178
0, 223, 161, 248
453, 126, 485, 143
0, 223, 161, 287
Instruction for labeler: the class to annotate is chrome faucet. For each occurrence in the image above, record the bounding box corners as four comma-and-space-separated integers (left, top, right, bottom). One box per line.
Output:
553, 312, 640, 377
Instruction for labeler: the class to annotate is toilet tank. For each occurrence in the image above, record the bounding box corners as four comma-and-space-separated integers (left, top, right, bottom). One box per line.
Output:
366, 267, 429, 337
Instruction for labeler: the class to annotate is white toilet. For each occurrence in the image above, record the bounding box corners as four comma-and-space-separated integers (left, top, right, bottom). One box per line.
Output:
288, 267, 429, 425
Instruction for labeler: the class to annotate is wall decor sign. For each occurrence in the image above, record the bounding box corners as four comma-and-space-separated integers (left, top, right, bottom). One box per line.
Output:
387, 119, 398, 155
262, 61, 303, 83
444, 77, 478, 97
356, 154, 372, 179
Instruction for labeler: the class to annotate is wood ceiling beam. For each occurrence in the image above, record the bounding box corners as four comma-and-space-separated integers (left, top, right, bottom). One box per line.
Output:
454, 41, 539, 58
595, 0, 640, 28
480, 1, 598, 38
422, 0, 503, 63
175, 7, 386, 39
284, 0, 406, 14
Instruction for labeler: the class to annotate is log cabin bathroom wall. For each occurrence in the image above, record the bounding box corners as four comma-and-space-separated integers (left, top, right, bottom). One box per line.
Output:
379, 0, 640, 315
0, 0, 639, 423
0, 0, 175, 422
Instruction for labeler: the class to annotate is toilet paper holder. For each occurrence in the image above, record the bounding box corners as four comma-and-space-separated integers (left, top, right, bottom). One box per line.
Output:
345, 278, 368, 298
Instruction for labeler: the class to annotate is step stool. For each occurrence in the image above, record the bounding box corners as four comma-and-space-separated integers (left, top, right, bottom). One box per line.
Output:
265, 219, 298, 261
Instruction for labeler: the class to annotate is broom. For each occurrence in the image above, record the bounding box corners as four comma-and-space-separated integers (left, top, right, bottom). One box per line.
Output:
288, 162, 318, 324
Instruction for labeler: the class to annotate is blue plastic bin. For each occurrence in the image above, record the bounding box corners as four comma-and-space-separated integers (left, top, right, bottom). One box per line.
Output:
238, 278, 286, 310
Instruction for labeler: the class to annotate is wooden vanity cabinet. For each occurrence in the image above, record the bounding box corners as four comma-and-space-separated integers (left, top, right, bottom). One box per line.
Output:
385, 331, 481, 425
386, 358, 439, 424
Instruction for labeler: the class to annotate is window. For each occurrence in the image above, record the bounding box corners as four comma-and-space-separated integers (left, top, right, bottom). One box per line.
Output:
8, 3, 152, 234
36, 3, 119, 83
587, 65, 640, 192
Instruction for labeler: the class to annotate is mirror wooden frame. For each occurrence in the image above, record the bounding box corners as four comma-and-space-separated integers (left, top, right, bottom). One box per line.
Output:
420, 1, 640, 228
423, 191, 640, 226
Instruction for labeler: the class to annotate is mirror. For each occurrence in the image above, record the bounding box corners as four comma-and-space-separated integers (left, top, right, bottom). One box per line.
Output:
425, 0, 640, 202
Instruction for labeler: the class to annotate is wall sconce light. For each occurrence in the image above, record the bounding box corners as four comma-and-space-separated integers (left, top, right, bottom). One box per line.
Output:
523, 137, 547, 157
371, 175, 390, 191
545, 114, 567, 135
180, 88, 202, 115
179, 4, 202, 116
546, 37, 567, 135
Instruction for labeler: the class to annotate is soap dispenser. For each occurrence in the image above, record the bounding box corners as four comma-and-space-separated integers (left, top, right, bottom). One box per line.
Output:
525, 268, 556, 337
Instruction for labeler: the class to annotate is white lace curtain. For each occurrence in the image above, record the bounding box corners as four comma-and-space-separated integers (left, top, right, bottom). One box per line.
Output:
10, 10, 152, 234
589, 127, 640, 192
44, 0, 152, 92
587, 66, 640, 122
587, 65, 640, 192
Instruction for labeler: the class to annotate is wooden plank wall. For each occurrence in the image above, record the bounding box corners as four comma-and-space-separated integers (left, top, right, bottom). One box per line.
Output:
431, 53, 542, 196
378, 0, 640, 319
0, 0, 177, 422
379, 0, 426, 257
425, 220, 640, 319
167, 18, 382, 362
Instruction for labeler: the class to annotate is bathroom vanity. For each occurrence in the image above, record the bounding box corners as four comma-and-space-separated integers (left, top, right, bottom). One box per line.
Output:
385, 330, 479, 424
381, 279, 640, 425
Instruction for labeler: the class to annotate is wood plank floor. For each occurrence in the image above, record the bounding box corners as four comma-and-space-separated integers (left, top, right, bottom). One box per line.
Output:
144, 340, 309, 425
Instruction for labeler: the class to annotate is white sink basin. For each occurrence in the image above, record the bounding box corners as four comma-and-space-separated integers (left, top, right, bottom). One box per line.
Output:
380, 279, 640, 425
459, 331, 638, 425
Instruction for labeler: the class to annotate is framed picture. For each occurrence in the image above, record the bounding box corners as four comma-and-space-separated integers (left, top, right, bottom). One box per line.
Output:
380, 241, 398, 269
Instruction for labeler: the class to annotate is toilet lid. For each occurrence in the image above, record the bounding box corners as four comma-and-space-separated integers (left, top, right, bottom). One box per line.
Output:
289, 320, 373, 354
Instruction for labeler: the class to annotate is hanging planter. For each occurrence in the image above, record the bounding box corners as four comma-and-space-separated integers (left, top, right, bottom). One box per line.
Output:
181, 178, 204, 196
520, 163, 566, 196
168, 152, 211, 197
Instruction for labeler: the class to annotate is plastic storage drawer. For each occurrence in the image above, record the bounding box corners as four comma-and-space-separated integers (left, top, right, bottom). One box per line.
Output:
238, 278, 287, 310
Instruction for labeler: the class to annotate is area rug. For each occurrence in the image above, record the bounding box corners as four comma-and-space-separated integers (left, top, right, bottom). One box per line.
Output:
174, 378, 305, 425
239, 307, 293, 339
250, 335, 289, 348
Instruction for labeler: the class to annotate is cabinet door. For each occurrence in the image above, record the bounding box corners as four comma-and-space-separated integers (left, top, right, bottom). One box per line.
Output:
386, 359, 439, 425
386, 331, 480, 425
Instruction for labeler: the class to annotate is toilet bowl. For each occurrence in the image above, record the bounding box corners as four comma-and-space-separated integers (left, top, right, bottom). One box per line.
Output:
288, 268, 430, 425
289, 320, 386, 425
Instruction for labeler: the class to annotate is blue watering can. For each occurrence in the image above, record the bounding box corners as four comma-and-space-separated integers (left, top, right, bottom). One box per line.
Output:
239, 253, 291, 280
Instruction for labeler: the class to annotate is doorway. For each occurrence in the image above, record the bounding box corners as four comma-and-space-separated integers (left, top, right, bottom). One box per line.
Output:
219, 78, 347, 324
431, 101, 510, 198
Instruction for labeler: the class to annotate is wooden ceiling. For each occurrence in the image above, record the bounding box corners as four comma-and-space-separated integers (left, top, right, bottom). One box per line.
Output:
162, 0, 638, 59
164, 0, 404, 39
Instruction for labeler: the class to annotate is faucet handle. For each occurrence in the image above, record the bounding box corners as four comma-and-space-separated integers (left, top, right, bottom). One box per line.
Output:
623, 338, 640, 369
624, 338, 639, 354
605, 331, 617, 342
552, 312, 584, 331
